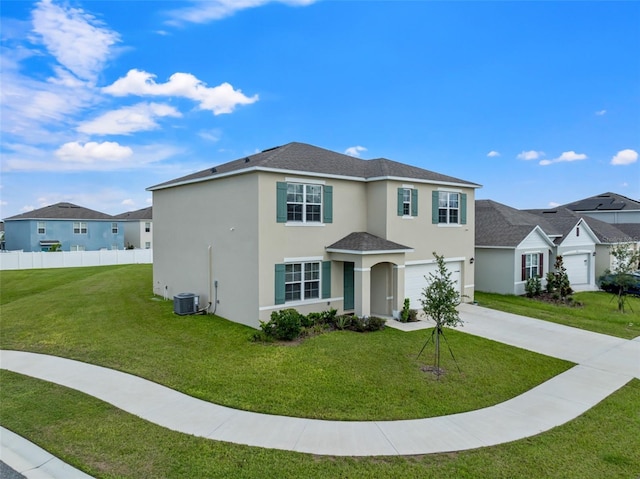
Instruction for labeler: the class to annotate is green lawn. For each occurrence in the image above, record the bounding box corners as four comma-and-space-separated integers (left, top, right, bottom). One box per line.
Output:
1, 371, 638, 479
474, 291, 640, 339
0, 265, 570, 420
1, 265, 638, 478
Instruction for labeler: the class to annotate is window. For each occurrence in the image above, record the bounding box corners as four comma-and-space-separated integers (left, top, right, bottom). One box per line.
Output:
145, 242, 151, 249
275, 261, 331, 304
285, 262, 320, 301
111, 222, 118, 234
37, 222, 46, 234
522, 253, 543, 280
287, 183, 322, 222
432, 191, 467, 225
397, 188, 418, 216
277, 182, 332, 224
145, 222, 151, 233
71, 245, 85, 252
73, 222, 87, 234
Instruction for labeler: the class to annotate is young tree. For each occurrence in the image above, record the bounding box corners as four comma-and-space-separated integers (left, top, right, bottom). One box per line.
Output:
418, 252, 464, 378
600, 243, 640, 313
546, 255, 573, 300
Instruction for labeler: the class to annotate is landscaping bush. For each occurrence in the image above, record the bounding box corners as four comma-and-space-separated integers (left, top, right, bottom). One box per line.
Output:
400, 298, 411, 323
334, 314, 352, 330
260, 309, 302, 341
525, 275, 542, 298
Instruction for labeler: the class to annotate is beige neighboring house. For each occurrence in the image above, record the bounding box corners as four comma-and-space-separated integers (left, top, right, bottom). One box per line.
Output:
148, 142, 480, 329
114, 207, 153, 250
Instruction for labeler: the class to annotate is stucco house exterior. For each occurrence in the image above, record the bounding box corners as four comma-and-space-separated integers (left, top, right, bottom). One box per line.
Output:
115, 206, 153, 250
2, 202, 124, 252
148, 142, 480, 328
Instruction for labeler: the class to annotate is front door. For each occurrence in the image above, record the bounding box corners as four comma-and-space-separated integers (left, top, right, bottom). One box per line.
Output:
343, 262, 355, 310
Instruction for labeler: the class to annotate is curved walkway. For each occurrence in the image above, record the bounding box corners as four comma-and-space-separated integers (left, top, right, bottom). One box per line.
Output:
1, 304, 638, 459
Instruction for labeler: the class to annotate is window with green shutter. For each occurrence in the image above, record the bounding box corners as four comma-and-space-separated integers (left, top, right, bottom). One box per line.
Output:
277, 182, 331, 223
398, 187, 418, 217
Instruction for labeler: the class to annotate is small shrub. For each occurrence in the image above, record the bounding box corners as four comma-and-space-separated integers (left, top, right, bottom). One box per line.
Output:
262, 308, 302, 341
408, 309, 418, 322
525, 276, 542, 298
303, 312, 322, 328
400, 298, 411, 323
334, 314, 352, 330
320, 308, 338, 325
347, 315, 386, 332
366, 316, 386, 331
349, 315, 367, 332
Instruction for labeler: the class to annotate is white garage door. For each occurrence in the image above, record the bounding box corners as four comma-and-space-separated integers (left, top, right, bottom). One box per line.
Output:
563, 254, 589, 285
405, 261, 461, 310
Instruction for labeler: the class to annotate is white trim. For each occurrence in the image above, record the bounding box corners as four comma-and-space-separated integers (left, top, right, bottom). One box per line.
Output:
437, 223, 462, 228
436, 187, 463, 193
406, 257, 466, 266
354, 267, 371, 272
475, 245, 516, 250
283, 256, 324, 263
285, 222, 326, 227
562, 250, 595, 256
285, 176, 326, 185
259, 296, 343, 311
401, 215, 414, 220
148, 166, 480, 191
402, 184, 414, 189
393, 265, 406, 269
464, 284, 475, 289
326, 248, 414, 255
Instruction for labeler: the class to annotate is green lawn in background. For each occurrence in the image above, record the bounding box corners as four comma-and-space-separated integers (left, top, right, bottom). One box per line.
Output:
474, 291, 640, 339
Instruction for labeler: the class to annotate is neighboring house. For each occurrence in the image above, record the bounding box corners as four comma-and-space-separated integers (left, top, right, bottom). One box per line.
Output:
526, 208, 601, 291
148, 142, 480, 328
0, 221, 4, 250
115, 206, 153, 249
3, 202, 124, 252
562, 192, 640, 224
475, 200, 556, 296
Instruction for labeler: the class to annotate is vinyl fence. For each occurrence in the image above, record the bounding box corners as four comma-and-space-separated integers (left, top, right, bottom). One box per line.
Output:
0, 249, 152, 270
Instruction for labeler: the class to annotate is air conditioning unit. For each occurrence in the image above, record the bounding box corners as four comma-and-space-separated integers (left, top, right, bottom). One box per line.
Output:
173, 293, 199, 315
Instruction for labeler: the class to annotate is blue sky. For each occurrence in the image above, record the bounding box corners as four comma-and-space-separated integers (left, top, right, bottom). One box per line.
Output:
1, 0, 639, 219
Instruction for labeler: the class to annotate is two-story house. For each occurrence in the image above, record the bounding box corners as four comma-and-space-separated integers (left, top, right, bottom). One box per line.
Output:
148, 142, 480, 328
3, 202, 124, 252
115, 206, 153, 250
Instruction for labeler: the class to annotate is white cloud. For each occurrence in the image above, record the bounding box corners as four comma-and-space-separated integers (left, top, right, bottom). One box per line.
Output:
31, 0, 120, 82
548, 202, 560, 207
55, 141, 133, 163
165, 0, 316, 26
103, 69, 258, 115
611, 149, 638, 166
345, 145, 367, 157
539, 151, 588, 166
121, 198, 135, 206
199, 129, 222, 142
487, 150, 500, 157
595, 109, 607, 116
517, 150, 544, 161
77, 102, 182, 135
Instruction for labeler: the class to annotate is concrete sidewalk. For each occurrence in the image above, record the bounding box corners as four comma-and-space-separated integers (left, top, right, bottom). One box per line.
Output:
1, 305, 638, 466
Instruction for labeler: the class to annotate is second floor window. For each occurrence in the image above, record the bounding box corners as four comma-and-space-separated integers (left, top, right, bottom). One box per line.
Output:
73, 222, 87, 234
111, 222, 118, 234
287, 183, 322, 222
37, 222, 46, 234
145, 222, 151, 233
438, 192, 459, 224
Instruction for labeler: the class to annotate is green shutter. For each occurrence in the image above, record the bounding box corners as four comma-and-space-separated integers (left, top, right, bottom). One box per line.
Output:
322, 261, 331, 298
397, 188, 404, 216
274, 263, 286, 304
323, 185, 333, 223
432, 191, 439, 224
460, 193, 467, 225
411, 189, 418, 217
276, 182, 287, 223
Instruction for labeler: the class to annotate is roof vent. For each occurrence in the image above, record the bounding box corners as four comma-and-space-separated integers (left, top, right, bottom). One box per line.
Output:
244, 157, 250, 163
211, 167, 217, 173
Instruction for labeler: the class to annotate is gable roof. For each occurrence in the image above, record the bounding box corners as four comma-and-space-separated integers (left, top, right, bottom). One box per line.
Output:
525, 208, 630, 245
3, 202, 114, 221
114, 206, 153, 220
326, 232, 413, 254
148, 142, 481, 191
562, 192, 640, 212
475, 200, 558, 247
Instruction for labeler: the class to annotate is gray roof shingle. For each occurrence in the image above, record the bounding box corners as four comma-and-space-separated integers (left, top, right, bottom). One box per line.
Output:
4, 202, 113, 221
562, 192, 640, 212
148, 142, 481, 190
326, 232, 412, 252
114, 206, 153, 220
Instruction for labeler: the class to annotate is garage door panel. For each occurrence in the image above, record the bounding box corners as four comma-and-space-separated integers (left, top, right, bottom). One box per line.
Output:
405, 262, 461, 310
563, 254, 589, 285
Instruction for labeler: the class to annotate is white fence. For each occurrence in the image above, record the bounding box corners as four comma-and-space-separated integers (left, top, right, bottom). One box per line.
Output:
0, 249, 153, 270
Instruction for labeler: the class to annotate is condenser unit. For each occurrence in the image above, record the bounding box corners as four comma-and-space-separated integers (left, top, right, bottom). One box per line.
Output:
173, 293, 199, 315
